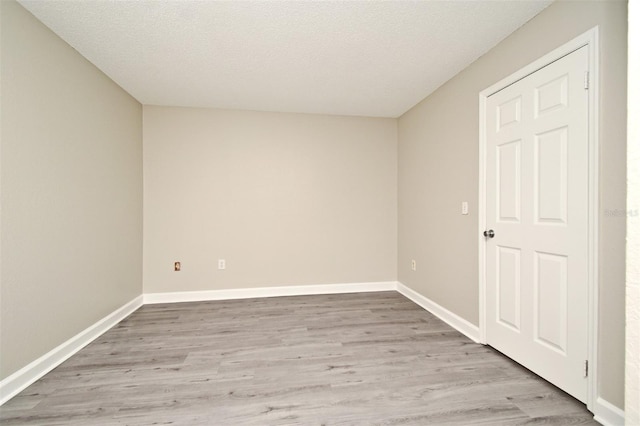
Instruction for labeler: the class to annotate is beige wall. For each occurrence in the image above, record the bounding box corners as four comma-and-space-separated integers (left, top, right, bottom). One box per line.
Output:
0, 1, 143, 380
143, 106, 397, 293
398, 0, 627, 409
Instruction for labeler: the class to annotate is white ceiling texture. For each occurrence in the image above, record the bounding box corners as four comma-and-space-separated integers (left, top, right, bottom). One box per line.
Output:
19, 0, 552, 118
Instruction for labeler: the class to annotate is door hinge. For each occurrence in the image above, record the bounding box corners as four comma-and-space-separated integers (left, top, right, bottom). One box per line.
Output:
584, 71, 589, 90
584, 360, 589, 377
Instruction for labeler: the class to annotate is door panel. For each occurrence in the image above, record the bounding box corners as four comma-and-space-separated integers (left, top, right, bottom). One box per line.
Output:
497, 246, 521, 331
485, 46, 589, 402
497, 140, 522, 222
498, 96, 522, 130
535, 74, 568, 117
535, 127, 568, 224
534, 251, 568, 354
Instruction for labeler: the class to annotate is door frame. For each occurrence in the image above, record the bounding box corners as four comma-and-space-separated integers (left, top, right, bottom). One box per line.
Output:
478, 27, 599, 411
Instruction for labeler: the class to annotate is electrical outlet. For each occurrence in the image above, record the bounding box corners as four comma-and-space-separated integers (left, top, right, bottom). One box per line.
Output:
218, 259, 226, 270
174, 261, 181, 272
411, 259, 416, 271
462, 201, 469, 215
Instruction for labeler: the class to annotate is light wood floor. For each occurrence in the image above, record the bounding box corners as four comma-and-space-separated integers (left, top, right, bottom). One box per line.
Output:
0, 292, 597, 425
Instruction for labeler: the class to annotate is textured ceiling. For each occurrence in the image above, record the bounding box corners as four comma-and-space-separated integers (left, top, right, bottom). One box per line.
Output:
19, 0, 552, 118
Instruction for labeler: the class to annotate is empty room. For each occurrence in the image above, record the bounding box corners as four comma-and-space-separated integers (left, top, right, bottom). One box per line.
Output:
1, 0, 638, 425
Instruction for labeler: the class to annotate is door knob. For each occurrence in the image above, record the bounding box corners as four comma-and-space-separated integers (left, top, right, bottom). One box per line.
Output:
484, 229, 495, 238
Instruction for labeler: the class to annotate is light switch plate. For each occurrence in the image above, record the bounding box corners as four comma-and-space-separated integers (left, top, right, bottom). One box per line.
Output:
462, 201, 469, 215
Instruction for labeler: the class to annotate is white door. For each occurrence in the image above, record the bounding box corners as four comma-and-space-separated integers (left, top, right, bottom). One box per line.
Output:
485, 46, 589, 402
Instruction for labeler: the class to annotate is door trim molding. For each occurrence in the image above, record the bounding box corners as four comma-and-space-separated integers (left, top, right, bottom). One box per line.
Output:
478, 27, 599, 411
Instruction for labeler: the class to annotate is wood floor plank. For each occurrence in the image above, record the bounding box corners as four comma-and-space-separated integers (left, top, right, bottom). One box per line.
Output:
0, 292, 597, 425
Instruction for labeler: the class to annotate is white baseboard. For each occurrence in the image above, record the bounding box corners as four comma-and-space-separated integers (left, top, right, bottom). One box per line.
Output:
397, 282, 481, 343
593, 397, 625, 426
144, 281, 398, 304
0, 295, 143, 406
